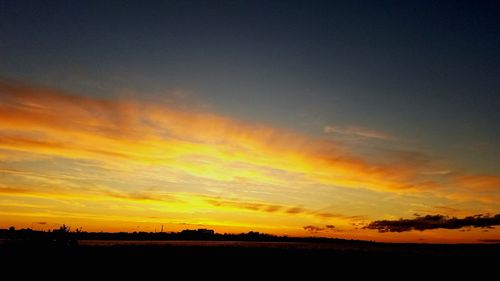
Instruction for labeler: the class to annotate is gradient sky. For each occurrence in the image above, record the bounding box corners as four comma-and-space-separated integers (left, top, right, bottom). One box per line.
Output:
1, 0, 499, 243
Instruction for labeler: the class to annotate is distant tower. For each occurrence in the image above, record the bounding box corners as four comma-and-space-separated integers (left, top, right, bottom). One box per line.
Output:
161, 224, 163, 233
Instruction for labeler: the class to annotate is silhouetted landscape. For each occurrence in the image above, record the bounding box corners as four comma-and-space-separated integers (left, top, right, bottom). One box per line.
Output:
2, 226, 499, 268
1, 225, 378, 245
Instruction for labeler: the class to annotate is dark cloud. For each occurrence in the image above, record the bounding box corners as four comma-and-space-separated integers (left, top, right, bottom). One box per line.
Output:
205, 198, 291, 214
315, 212, 341, 218
303, 225, 324, 232
286, 207, 306, 214
205, 197, 350, 219
479, 239, 500, 243
303, 225, 336, 233
264, 205, 282, 213
364, 214, 500, 233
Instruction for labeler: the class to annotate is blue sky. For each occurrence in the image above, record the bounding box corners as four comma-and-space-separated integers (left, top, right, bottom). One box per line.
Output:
4, 1, 498, 171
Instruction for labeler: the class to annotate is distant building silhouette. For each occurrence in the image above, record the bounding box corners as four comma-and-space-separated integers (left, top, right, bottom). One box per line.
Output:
197, 229, 215, 235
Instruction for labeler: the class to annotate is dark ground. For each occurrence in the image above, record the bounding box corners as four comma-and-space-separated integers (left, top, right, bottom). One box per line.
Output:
2, 240, 499, 274
1, 227, 498, 275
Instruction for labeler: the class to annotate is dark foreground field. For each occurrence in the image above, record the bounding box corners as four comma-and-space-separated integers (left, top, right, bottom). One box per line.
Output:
2, 240, 499, 272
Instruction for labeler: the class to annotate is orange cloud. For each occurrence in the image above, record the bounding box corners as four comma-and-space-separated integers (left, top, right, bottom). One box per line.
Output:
454, 175, 500, 191
0, 80, 431, 195
0, 187, 31, 194
1, 80, 500, 242
2, 80, 498, 197
0, 184, 173, 204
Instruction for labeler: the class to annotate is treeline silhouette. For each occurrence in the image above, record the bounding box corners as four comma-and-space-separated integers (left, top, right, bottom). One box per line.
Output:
2, 225, 500, 268
0, 226, 373, 245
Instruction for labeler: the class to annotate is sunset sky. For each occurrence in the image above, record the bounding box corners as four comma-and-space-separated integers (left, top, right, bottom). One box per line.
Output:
1, 0, 499, 243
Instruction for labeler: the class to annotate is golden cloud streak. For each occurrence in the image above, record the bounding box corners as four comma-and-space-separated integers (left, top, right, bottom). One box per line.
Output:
1, 79, 499, 229
0, 80, 431, 193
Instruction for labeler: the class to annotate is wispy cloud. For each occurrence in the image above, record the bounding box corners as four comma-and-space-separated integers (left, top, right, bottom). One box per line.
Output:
364, 214, 500, 232
454, 175, 500, 191
204, 197, 350, 220
324, 125, 395, 141
0, 80, 439, 194
1, 80, 498, 200
0, 184, 177, 204
1, 79, 499, 237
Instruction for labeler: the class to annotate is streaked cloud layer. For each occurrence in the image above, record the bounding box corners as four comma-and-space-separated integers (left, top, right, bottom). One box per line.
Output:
0, 80, 499, 242
0, 81, 431, 193
324, 125, 395, 141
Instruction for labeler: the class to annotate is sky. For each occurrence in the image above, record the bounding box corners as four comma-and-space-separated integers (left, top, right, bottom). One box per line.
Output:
0, 0, 499, 243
